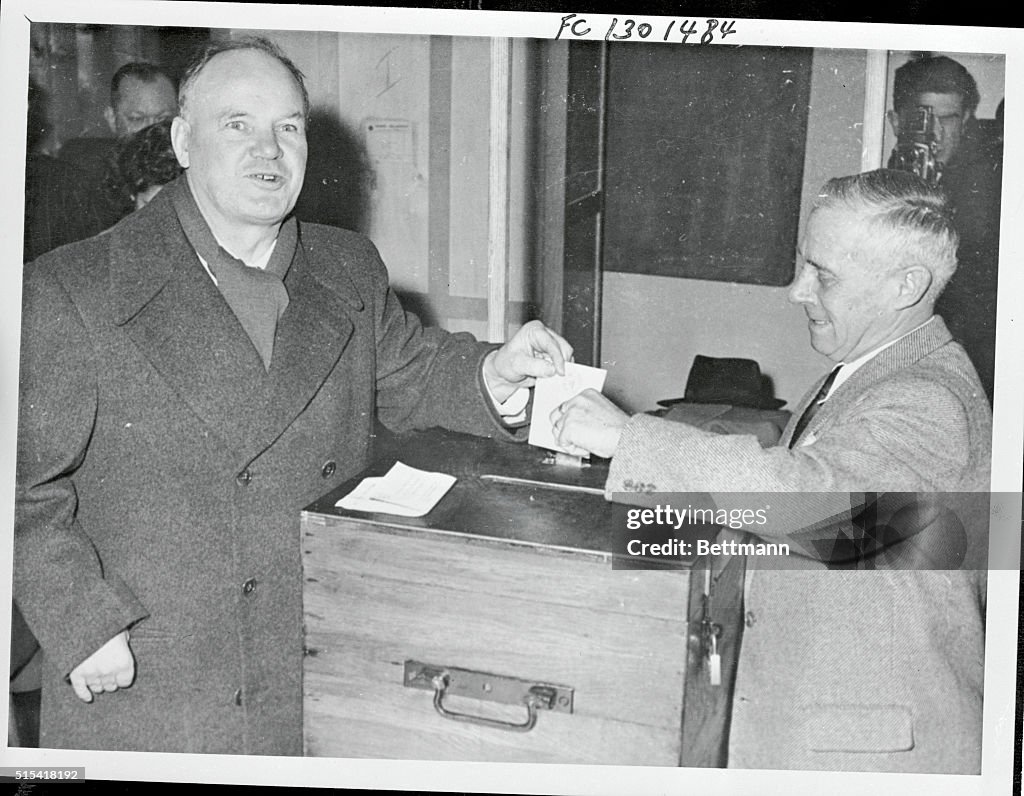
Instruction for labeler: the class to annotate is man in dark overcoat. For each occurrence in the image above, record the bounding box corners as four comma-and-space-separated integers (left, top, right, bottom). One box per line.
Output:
15, 37, 570, 755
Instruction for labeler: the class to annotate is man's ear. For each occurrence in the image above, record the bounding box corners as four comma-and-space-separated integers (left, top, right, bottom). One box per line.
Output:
894, 265, 933, 309
887, 109, 901, 138
104, 105, 117, 135
170, 116, 191, 169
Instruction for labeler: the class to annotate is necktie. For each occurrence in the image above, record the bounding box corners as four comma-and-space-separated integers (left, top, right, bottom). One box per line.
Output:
788, 365, 842, 449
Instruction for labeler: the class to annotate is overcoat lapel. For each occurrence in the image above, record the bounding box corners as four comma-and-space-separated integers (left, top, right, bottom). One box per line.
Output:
107, 194, 361, 464
250, 236, 362, 454
109, 196, 269, 458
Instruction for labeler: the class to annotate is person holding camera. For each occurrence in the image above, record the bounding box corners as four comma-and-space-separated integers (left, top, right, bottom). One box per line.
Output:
887, 55, 1002, 403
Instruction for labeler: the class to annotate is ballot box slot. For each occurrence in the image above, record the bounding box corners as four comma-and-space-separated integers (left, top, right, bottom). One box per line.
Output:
403, 659, 574, 733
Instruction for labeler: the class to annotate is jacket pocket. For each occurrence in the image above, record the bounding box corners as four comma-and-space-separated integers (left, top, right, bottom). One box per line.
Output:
802, 704, 914, 753
127, 625, 176, 642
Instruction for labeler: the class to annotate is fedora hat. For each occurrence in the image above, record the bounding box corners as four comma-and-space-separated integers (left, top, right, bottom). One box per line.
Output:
659, 355, 786, 411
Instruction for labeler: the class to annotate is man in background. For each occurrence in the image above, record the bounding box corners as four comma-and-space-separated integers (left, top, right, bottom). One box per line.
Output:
887, 54, 1002, 402
58, 62, 179, 225
103, 61, 179, 138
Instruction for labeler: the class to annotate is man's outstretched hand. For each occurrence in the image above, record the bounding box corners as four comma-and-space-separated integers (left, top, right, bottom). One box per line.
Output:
550, 388, 630, 459
483, 320, 574, 403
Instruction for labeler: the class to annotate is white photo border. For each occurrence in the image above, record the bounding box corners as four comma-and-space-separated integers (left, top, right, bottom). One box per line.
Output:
1, 2, 1021, 794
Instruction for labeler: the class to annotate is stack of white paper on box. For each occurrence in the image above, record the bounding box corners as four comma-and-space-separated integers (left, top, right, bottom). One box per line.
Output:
336, 461, 456, 517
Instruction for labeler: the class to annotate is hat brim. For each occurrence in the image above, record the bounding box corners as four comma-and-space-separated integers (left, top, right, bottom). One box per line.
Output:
657, 395, 787, 411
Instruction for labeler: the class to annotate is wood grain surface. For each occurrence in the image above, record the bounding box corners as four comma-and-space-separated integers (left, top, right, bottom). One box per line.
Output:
303, 518, 689, 764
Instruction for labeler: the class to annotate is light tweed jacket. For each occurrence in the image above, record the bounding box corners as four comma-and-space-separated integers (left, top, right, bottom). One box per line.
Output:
607, 316, 992, 773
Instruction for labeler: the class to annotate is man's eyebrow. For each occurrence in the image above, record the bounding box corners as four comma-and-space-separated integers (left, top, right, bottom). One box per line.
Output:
216, 110, 304, 122
798, 255, 831, 272
802, 255, 832, 274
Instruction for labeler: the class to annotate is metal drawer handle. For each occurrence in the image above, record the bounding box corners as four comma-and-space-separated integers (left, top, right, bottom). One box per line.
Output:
431, 672, 551, 732
403, 660, 573, 734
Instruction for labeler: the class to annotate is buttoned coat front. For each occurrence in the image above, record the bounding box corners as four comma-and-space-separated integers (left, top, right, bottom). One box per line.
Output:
607, 317, 992, 773
15, 185, 513, 755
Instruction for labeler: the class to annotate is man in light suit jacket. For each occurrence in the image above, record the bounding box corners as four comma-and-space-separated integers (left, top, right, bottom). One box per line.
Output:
16, 37, 570, 754
553, 169, 992, 773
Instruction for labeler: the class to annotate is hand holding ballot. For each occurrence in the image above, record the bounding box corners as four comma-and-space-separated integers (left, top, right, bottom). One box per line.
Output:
482, 320, 574, 403
529, 362, 609, 455
550, 387, 630, 459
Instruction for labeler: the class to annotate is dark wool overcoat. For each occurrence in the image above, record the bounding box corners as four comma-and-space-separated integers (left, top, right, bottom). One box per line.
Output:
15, 183, 515, 754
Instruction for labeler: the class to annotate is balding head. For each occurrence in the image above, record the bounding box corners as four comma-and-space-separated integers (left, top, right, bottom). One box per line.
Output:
105, 62, 178, 137
178, 37, 309, 121
170, 43, 308, 253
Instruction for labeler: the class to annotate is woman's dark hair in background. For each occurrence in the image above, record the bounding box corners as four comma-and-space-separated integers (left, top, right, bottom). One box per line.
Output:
115, 118, 182, 208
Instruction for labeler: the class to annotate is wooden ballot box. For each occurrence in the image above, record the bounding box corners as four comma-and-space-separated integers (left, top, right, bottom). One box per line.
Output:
300, 429, 695, 765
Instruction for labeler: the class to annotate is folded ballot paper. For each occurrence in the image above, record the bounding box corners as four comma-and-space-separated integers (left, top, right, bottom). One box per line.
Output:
336, 461, 456, 517
528, 361, 608, 454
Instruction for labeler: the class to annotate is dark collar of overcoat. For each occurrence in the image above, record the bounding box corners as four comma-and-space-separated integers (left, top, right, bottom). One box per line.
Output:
106, 178, 366, 467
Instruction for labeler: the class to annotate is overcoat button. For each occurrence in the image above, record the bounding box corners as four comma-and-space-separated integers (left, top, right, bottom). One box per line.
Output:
243, 578, 258, 595
745, 611, 756, 628
321, 460, 337, 478
236, 469, 253, 486
233, 688, 243, 706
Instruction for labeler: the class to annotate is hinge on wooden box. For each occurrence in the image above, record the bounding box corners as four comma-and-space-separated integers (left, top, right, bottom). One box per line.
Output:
403, 660, 573, 733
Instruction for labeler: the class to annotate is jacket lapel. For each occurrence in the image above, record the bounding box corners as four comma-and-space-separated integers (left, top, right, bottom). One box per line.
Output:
246, 228, 363, 455
109, 192, 279, 457
108, 196, 365, 463
787, 317, 952, 445
780, 370, 832, 447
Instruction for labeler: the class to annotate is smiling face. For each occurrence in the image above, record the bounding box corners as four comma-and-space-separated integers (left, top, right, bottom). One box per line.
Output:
788, 207, 909, 363
170, 49, 307, 242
